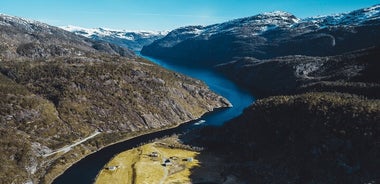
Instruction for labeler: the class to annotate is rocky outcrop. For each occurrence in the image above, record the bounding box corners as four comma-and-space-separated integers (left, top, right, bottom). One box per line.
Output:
0, 14, 229, 184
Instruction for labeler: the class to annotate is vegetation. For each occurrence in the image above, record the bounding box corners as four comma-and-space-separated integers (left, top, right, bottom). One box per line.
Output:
95, 137, 200, 184
0, 15, 229, 184
198, 92, 379, 183
0, 55, 228, 183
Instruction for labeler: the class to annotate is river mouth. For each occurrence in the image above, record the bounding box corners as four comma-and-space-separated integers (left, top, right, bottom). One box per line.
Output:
53, 56, 255, 184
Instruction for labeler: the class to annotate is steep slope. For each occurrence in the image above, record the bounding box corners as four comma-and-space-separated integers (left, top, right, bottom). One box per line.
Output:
62, 26, 168, 51
141, 5, 380, 67
197, 93, 379, 183
217, 47, 380, 97
0, 14, 229, 184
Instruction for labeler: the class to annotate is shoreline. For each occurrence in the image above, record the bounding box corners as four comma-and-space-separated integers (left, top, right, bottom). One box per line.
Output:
49, 106, 229, 183
94, 136, 201, 184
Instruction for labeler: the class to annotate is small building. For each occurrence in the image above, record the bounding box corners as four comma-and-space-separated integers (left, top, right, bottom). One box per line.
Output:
162, 159, 173, 166
183, 157, 193, 162
106, 166, 118, 171
150, 152, 159, 157
186, 157, 193, 162
169, 156, 178, 160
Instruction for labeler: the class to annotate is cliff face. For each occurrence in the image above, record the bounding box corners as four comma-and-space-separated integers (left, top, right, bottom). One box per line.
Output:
0, 14, 229, 184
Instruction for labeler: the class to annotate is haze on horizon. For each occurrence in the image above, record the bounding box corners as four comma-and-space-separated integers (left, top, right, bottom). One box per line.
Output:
0, 0, 379, 31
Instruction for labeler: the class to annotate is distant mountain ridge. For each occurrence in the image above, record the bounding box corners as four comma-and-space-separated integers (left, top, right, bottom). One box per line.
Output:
141, 4, 380, 66
0, 13, 135, 59
62, 25, 168, 51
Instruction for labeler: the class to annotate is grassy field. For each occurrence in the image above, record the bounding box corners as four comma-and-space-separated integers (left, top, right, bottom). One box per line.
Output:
95, 137, 200, 184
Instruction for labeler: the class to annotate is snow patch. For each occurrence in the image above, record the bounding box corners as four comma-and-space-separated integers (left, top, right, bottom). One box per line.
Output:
61, 25, 168, 40
295, 62, 324, 79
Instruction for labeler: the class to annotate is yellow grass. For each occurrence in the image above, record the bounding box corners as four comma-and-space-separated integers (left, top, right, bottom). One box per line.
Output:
95, 139, 200, 184
95, 148, 139, 184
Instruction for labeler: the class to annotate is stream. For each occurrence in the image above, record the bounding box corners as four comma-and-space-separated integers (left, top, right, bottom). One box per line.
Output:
53, 55, 255, 184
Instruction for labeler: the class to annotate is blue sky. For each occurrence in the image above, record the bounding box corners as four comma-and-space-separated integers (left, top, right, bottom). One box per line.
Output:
0, 0, 379, 30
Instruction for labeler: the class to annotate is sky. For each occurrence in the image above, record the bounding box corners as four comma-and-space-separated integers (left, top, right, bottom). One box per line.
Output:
0, 0, 379, 31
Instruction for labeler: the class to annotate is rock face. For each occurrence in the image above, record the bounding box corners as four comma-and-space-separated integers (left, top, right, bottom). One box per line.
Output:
0, 14, 229, 184
141, 5, 380, 67
61, 26, 168, 51
217, 47, 380, 97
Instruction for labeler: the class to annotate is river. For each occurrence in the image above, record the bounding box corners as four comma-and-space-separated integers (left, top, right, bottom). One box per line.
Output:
53, 56, 255, 184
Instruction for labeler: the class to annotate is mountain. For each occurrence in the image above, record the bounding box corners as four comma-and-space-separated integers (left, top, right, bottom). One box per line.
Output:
0, 14, 135, 59
141, 5, 380, 67
196, 92, 379, 183
217, 46, 380, 97
0, 14, 229, 184
62, 25, 168, 51
140, 5, 380, 183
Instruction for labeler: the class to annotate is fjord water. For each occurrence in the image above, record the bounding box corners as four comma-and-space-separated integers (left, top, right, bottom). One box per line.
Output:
142, 55, 255, 126
53, 56, 254, 184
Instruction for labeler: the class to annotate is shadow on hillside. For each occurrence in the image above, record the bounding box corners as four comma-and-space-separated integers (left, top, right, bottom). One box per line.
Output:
176, 128, 243, 184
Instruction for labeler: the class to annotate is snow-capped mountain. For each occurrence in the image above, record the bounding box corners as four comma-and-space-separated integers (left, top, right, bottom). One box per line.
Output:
141, 4, 380, 67
0, 14, 134, 59
61, 26, 168, 51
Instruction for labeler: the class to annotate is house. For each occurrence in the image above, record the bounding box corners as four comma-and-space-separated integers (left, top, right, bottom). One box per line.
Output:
169, 156, 178, 160
183, 157, 193, 162
186, 157, 193, 162
106, 166, 118, 171
162, 159, 173, 166
150, 152, 159, 157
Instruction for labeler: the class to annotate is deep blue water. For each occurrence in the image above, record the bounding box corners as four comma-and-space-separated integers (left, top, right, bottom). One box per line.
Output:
53, 56, 255, 184
142, 55, 255, 126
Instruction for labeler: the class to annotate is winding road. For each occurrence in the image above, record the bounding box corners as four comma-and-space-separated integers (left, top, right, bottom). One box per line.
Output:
43, 131, 101, 157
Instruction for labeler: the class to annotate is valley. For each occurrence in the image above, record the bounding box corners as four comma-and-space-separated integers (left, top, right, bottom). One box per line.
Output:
0, 2, 379, 184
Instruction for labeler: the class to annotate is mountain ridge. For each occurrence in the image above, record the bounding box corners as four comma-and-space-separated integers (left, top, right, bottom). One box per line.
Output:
141, 4, 380, 67
141, 5, 380, 183
61, 25, 168, 51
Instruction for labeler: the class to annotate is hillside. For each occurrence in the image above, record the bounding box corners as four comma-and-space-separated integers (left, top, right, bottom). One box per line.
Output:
0, 14, 229, 184
217, 47, 380, 97
195, 92, 379, 183
148, 5, 380, 183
